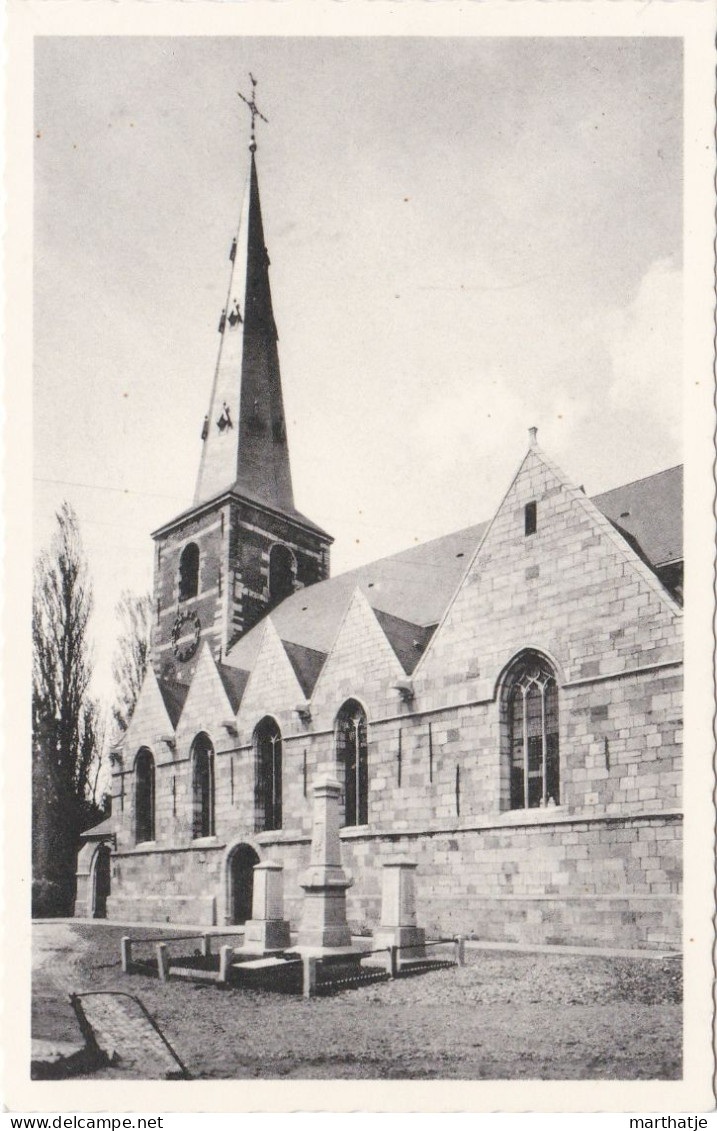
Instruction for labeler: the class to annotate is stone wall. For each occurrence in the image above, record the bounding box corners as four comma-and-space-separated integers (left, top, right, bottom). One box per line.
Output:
104, 810, 681, 948
107, 844, 221, 925
261, 810, 682, 948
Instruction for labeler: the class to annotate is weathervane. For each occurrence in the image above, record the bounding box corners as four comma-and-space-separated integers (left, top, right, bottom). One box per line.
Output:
237, 73, 268, 152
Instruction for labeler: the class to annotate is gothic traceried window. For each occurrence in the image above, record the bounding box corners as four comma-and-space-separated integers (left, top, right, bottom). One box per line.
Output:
135, 748, 155, 844
192, 733, 215, 838
254, 717, 282, 832
505, 653, 560, 810
179, 542, 200, 601
336, 700, 369, 827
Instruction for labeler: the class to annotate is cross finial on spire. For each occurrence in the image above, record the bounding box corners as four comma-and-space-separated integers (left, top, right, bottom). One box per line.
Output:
237, 73, 268, 153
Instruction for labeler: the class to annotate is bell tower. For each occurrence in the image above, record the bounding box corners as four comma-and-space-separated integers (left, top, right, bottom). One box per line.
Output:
151, 79, 332, 685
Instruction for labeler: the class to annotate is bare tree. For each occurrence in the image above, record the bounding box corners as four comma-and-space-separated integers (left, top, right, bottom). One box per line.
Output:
111, 590, 153, 735
32, 502, 104, 916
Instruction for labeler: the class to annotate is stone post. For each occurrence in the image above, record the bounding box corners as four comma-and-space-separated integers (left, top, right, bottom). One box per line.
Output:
302, 955, 318, 999
296, 776, 354, 951
219, 945, 234, 984
456, 935, 466, 967
241, 862, 291, 954
373, 858, 425, 959
156, 942, 170, 983
120, 936, 132, 974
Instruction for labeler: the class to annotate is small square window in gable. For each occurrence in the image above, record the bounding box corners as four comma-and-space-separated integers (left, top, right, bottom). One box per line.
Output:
524, 500, 537, 536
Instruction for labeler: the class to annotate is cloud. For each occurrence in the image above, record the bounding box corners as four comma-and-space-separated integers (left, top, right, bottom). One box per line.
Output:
605, 257, 682, 447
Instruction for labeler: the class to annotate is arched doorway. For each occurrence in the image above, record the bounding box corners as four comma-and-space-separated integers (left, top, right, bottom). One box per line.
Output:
92, 845, 111, 919
228, 844, 260, 924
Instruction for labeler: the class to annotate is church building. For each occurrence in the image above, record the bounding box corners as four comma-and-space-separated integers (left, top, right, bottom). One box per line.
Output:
75, 107, 683, 951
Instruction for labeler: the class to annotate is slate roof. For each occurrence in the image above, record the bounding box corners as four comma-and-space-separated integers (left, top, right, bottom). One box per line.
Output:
217, 664, 250, 712
225, 519, 489, 677
157, 677, 189, 727
283, 641, 329, 699
373, 609, 436, 676
590, 465, 682, 567
223, 463, 682, 691
80, 814, 115, 840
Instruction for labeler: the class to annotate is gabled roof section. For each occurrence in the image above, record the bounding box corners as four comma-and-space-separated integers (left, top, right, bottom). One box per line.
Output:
217, 664, 250, 713
310, 587, 406, 709
373, 609, 435, 675
591, 465, 682, 567
122, 665, 176, 754
156, 676, 189, 728
174, 642, 243, 743
281, 641, 327, 698
235, 617, 306, 727
225, 462, 682, 681
225, 522, 489, 671
80, 814, 115, 841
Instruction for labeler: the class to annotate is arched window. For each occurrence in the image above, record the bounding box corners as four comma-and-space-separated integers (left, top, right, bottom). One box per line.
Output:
192, 733, 215, 838
336, 699, 369, 827
135, 748, 155, 844
504, 653, 560, 810
254, 717, 282, 832
179, 542, 200, 601
269, 543, 294, 607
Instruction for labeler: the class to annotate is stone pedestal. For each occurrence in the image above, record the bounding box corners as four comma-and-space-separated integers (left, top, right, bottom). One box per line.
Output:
239, 862, 291, 955
295, 777, 354, 952
373, 858, 425, 957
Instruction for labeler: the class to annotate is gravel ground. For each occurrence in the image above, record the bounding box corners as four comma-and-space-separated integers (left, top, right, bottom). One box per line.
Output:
32, 922, 682, 1081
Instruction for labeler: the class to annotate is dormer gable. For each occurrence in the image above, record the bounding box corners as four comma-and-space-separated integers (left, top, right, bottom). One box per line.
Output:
236, 618, 306, 736
310, 587, 406, 717
174, 642, 239, 749
121, 665, 177, 757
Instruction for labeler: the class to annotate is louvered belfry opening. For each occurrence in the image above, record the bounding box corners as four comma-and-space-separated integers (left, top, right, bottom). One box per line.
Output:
268, 543, 295, 608
178, 542, 200, 601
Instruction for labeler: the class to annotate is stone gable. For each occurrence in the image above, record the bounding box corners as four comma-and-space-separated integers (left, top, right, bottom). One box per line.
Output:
417, 443, 682, 695
122, 666, 175, 757
310, 587, 406, 725
174, 643, 235, 752
235, 618, 304, 742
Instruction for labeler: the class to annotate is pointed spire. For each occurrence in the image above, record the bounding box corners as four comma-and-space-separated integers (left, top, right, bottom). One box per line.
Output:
194, 105, 294, 512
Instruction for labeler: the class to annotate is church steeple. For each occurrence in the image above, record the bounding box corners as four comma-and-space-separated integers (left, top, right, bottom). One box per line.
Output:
194, 143, 294, 512
150, 80, 332, 685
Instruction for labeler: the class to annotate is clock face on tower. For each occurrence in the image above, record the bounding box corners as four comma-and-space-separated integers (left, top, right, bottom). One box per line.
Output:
171, 610, 201, 663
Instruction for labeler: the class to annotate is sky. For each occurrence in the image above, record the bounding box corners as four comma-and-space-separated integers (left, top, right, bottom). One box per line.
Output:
33, 36, 683, 707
